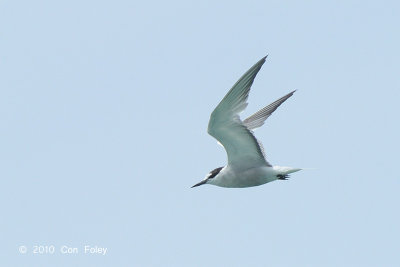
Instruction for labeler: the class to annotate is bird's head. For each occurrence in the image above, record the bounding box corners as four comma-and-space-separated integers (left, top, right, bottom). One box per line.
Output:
191, 166, 224, 188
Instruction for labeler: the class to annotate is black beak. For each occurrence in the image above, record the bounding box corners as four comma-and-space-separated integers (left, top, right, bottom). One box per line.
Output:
191, 179, 207, 188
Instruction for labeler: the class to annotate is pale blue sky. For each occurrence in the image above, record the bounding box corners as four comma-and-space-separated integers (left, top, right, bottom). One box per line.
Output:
1, 0, 399, 266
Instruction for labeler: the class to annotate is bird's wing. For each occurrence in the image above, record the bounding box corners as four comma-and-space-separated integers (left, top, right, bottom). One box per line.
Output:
243, 90, 296, 130
208, 56, 271, 167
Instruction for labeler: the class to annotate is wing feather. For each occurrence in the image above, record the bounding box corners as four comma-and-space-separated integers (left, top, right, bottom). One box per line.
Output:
207, 57, 271, 167
243, 90, 296, 130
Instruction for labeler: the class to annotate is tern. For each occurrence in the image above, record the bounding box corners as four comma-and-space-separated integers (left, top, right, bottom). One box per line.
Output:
192, 56, 301, 188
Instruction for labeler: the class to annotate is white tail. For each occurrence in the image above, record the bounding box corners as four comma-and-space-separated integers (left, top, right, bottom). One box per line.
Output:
273, 166, 302, 175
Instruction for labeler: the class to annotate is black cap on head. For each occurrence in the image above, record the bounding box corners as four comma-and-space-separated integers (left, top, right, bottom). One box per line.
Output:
191, 167, 223, 188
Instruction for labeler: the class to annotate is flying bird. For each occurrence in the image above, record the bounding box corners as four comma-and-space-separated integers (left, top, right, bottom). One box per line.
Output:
192, 56, 301, 188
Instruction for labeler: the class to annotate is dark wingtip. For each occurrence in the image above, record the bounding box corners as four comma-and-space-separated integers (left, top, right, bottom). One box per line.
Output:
286, 90, 297, 97
261, 55, 268, 62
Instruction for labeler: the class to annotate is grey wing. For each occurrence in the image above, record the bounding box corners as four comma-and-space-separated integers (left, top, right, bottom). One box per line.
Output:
243, 90, 296, 130
208, 56, 271, 167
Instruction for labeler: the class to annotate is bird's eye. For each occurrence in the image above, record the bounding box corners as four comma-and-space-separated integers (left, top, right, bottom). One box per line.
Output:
207, 167, 223, 179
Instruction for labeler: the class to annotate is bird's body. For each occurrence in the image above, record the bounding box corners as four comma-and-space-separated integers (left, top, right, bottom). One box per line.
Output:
207, 166, 301, 188
192, 56, 301, 188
